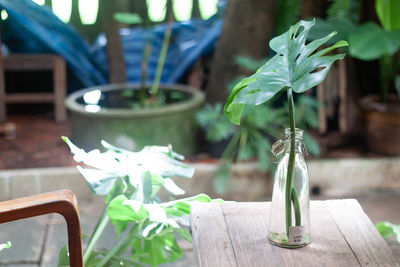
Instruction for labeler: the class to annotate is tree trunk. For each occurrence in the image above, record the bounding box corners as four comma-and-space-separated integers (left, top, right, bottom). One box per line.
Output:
99, 0, 127, 83
70, 0, 81, 27
206, 0, 276, 104
0, 24, 6, 122
192, 0, 201, 19
360, 0, 379, 23
165, 0, 176, 22
129, 0, 148, 25
301, 0, 327, 19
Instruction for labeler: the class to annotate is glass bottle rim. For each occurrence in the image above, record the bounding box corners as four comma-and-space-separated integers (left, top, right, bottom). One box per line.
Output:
284, 128, 303, 140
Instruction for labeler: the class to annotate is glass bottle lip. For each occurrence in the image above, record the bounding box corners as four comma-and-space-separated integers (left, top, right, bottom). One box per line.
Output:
284, 128, 304, 140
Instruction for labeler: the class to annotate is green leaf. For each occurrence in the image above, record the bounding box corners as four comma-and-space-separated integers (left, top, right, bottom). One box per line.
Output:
162, 178, 185, 195
143, 171, 153, 203
113, 13, 143, 25
326, 0, 360, 24
303, 131, 321, 156
108, 196, 149, 223
164, 206, 187, 217
224, 19, 348, 124
57, 245, 69, 267
107, 254, 147, 267
196, 103, 235, 142
295, 95, 320, 129
234, 55, 266, 72
175, 228, 192, 242
106, 176, 128, 204
375, 0, 400, 31
148, 172, 165, 198
376, 221, 400, 243
164, 194, 212, 214
0, 241, 11, 252
214, 161, 232, 194
349, 22, 400, 60
308, 18, 354, 45
77, 167, 118, 196
63, 137, 194, 201
131, 228, 183, 266
254, 136, 272, 171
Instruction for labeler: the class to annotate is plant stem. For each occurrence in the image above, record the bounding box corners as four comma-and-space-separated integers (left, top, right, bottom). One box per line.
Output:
84, 177, 127, 264
83, 207, 110, 264
139, 43, 151, 107
96, 222, 142, 267
151, 15, 173, 96
285, 88, 301, 237
291, 187, 301, 226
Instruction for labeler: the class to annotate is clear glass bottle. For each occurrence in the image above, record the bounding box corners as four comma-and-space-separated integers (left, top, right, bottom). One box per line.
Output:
268, 128, 310, 248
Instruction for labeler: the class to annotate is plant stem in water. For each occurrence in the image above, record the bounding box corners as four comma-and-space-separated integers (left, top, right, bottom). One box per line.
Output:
285, 88, 301, 236
291, 187, 301, 226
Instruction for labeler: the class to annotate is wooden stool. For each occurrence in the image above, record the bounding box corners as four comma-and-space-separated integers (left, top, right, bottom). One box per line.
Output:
0, 54, 67, 122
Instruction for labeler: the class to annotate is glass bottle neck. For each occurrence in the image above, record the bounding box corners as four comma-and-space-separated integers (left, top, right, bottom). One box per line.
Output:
283, 128, 304, 155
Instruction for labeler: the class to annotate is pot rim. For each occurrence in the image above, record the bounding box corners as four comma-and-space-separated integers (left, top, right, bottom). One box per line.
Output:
65, 83, 205, 118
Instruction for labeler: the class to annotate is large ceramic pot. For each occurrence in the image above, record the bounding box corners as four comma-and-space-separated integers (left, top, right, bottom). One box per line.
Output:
65, 83, 205, 155
360, 95, 400, 155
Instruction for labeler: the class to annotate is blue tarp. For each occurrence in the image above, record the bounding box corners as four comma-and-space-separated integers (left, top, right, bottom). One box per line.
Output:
91, 19, 222, 84
0, 0, 223, 91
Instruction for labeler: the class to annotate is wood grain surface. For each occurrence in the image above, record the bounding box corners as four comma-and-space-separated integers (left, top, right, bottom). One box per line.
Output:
190, 200, 399, 267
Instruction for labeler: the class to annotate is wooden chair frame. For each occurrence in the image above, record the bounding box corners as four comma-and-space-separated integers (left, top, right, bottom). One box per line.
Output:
0, 190, 83, 266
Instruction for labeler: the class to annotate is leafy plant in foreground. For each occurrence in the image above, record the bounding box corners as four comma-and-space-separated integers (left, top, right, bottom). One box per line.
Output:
224, 19, 347, 237
59, 137, 220, 266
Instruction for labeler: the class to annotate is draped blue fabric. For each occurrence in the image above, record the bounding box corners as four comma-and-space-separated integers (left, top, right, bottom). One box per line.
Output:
0, 0, 222, 92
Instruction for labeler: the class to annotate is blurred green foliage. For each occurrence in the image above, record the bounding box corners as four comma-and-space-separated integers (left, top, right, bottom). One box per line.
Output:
196, 55, 321, 193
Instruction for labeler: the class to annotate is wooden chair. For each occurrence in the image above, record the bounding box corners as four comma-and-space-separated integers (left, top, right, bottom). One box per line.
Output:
0, 190, 83, 267
0, 25, 67, 123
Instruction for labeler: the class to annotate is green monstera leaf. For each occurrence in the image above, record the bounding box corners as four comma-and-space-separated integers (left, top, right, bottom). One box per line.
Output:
224, 19, 348, 124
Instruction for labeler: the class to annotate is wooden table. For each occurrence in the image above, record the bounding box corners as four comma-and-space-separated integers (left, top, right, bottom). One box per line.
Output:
190, 200, 400, 267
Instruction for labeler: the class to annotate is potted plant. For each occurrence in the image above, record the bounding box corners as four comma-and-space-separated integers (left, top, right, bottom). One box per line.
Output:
308, 0, 400, 155
65, 13, 205, 155
347, 0, 400, 155
224, 19, 347, 247
59, 137, 220, 266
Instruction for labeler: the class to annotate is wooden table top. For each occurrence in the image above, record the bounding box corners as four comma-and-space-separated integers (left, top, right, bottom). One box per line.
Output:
190, 199, 400, 267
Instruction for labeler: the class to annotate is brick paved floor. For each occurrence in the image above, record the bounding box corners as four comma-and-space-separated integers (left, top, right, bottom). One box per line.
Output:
0, 115, 74, 169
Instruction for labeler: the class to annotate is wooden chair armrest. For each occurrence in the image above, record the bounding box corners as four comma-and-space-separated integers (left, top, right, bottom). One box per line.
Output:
0, 190, 83, 267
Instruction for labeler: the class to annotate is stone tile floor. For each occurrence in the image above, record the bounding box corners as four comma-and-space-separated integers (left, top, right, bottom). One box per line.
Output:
0, 191, 399, 266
